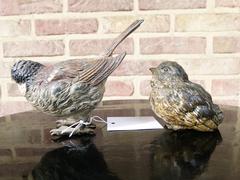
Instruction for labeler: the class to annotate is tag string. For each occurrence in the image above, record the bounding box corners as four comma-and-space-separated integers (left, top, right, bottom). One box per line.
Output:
89, 116, 108, 124
61, 116, 107, 137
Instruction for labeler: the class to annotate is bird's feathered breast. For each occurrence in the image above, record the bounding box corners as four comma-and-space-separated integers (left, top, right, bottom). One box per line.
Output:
25, 59, 99, 116
151, 81, 219, 120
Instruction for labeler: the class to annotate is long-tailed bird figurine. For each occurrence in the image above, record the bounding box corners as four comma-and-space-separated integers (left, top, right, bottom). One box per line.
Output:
149, 61, 223, 132
11, 19, 144, 137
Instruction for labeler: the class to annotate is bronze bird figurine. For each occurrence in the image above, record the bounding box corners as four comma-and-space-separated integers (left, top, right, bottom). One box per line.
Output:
149, 61, 223, 132
11, 19, 144, 137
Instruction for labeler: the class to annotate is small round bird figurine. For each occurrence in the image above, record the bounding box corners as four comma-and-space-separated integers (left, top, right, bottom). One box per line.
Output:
11, 20, 144, 137
149, 61, 223, 132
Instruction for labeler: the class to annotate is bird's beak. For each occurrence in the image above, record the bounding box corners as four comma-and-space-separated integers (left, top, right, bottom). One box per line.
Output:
149, 67, 156, 73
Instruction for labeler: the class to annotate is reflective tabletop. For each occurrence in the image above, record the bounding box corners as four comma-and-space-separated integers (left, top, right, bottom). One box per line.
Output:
0, 100, 239, 180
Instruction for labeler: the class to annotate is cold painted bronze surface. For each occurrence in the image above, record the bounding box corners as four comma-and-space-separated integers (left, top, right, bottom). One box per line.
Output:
11, 20, 143, 137
0, 100, 239, 180
150, 61, 223, 131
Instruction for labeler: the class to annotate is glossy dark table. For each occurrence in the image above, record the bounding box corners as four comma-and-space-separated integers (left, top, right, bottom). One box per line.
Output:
0, 100, 239, 180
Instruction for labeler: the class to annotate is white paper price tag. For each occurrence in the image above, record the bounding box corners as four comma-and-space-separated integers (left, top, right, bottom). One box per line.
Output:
107, 116, 163, 131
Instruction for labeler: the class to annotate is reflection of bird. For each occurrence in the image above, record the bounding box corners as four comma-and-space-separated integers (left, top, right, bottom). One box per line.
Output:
149, 61, 223, 131
31, 137, 120, 180
11, 20, 143, 137
150, 130, 222, 180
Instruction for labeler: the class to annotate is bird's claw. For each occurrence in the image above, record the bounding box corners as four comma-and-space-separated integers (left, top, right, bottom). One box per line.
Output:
50, 125, 95, 137
52, 117, 98, 137
83, 123, 96, 129
50, 126, 71, 136
56, 119, 77, 128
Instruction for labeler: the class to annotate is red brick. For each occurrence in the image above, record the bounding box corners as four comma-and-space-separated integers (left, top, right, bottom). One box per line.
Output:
35, 18, 98, 35
140, 37, 206, 54
102, 15, 170, 33
176, 14, 240, 32
177, 58, 240, 75
68, 0, 133, 12
105, 80, 134, 96
0, 0, 62, 16
213, 98, 239, 106
211, 79, 240, 96
216, 0, 240, 7
139, 0, 206, 10
112, 60, 162, 76
214, 37, 240, 53
3, 40, 64, 57
70, 38, 133, 56
0, 101, 34, 117
140, 80, 151, 96
190, 79, 206, 89
114, 58, 240, 76
7, 83, 24, 97
0, 20, 31, 37
0, 61, 15, 78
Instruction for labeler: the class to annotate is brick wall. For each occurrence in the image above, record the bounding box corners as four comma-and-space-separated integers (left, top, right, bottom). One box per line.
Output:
0, 0, 240, 116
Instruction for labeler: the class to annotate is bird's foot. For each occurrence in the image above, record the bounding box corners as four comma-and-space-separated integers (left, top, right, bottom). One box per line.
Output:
61, 120, 96, 137
56, 119, 97, 129
51, 116, 106, 137
56, 119, 78, 128
164, 124, 173, 129
50, 125, 95, 137
164, 124, 188, 131
50, 126, 74, 136
81, 122, 97, 129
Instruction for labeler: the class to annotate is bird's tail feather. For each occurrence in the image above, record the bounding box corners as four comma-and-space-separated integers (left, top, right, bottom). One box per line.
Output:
103, 19, 144, 57
213, 104, 224, 125
92, 52, 126, 86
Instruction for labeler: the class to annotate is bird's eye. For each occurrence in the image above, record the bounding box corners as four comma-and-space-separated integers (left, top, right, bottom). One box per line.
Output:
162, 67, 169, 72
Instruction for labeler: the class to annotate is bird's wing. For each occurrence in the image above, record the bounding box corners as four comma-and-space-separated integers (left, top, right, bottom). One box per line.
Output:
46, 59, 94, 81
169, 82, 215, 119
77, 52, 126, 86
37, 52, 126, 86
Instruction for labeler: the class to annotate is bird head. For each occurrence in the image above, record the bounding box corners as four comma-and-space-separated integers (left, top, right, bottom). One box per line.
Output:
150, 61, 189, 83
11, 60, 43, 84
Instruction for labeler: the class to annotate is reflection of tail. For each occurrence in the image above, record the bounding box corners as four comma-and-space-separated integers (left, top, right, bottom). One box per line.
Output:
213, 104, 224, 125
103, 19, 144, 57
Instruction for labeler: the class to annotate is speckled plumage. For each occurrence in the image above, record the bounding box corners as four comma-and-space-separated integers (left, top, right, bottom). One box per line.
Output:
11, 20, 143, 136
150, 61, 223, 131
